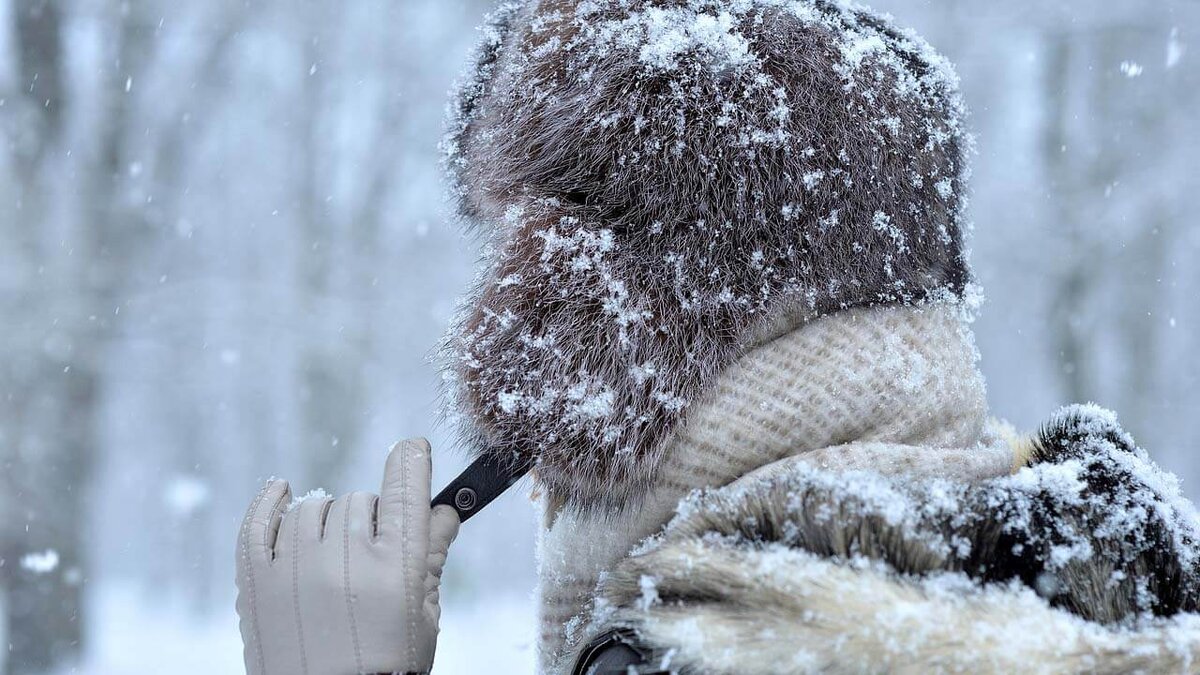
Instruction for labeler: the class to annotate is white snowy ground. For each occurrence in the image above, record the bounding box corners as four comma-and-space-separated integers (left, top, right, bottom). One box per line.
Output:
51, 584, 536, 675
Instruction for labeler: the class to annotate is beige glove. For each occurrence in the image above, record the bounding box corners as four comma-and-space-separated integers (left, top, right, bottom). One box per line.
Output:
236, 438, 460, 675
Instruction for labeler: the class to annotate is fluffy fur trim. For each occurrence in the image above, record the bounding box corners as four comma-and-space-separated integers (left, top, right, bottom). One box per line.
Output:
591, 547, 1200, 674
441, 0, 975, 510
577, 405, 1200, 673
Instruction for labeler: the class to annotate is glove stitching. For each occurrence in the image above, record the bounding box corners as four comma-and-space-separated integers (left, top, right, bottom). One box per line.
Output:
239, 483, 270, 674
318, 498, 334, 541
403, 446, 418, 667
344, 498, 365, 673
265, 491, 288, 564
292, 510, 309, 675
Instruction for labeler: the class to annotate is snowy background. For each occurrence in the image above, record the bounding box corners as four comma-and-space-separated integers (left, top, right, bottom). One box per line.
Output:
0, 0, 1197, 673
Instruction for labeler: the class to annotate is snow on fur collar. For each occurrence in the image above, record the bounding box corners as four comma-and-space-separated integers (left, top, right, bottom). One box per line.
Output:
441, 0, 974, 510
576, 405, 1200, 673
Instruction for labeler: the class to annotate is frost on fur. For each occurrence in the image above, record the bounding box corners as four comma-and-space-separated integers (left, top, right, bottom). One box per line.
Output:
577, 407, 1200, 673
441, 0, 975, 510
645, 405, 1200, 624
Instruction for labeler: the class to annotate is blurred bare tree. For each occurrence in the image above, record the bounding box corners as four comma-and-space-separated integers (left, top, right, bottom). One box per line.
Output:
2, 2, 80, 669
1027, 5, 1199, 456
1, 0, 260, 668
0, 0, 489, 672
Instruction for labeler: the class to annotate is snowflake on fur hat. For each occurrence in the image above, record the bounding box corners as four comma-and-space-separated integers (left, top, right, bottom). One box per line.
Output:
440, 0, 975, 511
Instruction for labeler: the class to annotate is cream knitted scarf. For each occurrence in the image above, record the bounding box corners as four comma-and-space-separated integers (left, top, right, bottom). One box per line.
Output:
534, 302, 1015, 672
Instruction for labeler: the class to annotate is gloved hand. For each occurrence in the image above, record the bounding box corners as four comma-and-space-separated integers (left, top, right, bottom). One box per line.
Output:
236, 438, 460, 675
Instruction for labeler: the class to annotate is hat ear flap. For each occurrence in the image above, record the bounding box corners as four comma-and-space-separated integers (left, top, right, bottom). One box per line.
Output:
446, 198, 713, 508
442, 2, 524, 221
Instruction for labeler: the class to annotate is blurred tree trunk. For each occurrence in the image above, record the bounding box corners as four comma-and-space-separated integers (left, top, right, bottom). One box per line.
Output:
1118, 213, 1168, 443
1042, 23, 1176, 445
1102, 26, 1174, 450
295, 19, 360, 488
1, 0, 256, 667
0, 1, 89, 672
1041, 33, 1099, 406
292, 4, 396, 490
139, 10, 256, 615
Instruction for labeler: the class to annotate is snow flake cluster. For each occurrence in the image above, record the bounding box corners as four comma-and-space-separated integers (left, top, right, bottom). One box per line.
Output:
21, 549, 61, 575
597, 5, 755, 73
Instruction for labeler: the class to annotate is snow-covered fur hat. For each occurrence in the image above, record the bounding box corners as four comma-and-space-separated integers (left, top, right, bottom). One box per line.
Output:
441, 0, 973, 510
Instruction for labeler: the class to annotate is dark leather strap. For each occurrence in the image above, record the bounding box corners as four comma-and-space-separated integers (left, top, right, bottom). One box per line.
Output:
571, 629, 669, 675
431, 452, 531, 523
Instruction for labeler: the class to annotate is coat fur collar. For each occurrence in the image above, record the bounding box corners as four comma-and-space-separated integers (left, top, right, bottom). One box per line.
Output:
576, 406, 1200, 673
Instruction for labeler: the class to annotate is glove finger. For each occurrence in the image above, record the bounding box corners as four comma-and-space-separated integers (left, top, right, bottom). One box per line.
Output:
428, 505, 460, 572
273, 507, 298, 571
325, 491, 378, 546
423, 505, 461, 623
236, 481, 292, 675
292, 494, 335, 545
274, 494, 331, 569
237, 478, 292, 569
377, 438, 432, 547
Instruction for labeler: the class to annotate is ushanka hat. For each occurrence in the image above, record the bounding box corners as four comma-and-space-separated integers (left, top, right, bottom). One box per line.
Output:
440, 0, 973, 510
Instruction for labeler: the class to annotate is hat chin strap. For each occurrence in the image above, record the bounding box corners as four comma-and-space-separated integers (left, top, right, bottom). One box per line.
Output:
432, 452, 532, 523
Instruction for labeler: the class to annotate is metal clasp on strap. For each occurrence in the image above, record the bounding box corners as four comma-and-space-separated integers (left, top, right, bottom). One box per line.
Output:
431, 452, 531, 523
571, 629, 669, 675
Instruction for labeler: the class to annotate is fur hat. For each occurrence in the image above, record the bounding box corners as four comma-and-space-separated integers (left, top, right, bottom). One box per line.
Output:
441, 0, 973, 510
